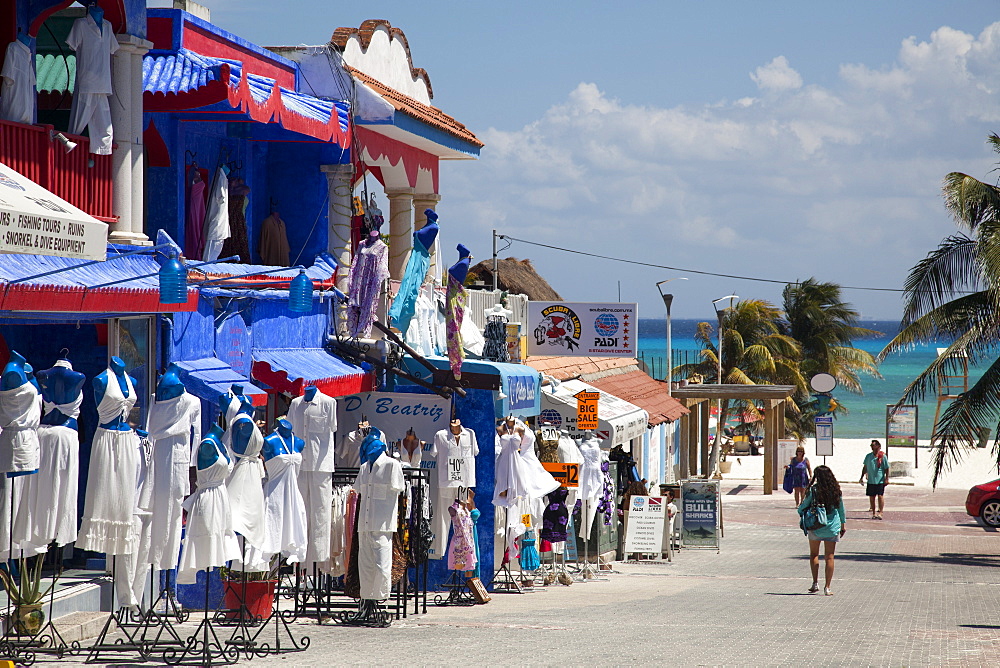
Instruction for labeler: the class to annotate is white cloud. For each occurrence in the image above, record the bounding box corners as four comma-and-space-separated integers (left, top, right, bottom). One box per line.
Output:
751, 56, 803, 92
441, 22, 1000, 318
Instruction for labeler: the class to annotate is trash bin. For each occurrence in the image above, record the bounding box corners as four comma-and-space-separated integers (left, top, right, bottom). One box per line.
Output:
977, 426, 992, 449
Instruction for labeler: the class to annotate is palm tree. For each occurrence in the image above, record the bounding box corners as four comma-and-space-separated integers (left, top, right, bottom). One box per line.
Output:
781, 279, 883, 434
879, 133, 1000, 485
674, 299, 809, 467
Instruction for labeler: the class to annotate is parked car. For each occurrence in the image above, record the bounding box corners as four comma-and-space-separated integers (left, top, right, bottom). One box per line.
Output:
965, 479, 1000, 527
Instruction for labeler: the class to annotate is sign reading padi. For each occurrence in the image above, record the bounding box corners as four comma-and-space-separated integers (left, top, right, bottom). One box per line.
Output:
527, 302, 637, 357
337, 392, 449, 444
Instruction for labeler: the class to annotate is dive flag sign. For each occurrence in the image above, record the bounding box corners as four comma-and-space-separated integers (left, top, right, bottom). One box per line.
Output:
575, 390, 600, 431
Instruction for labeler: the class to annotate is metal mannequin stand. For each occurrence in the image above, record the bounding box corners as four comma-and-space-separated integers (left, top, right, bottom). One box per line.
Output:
162, 570, 238, 666
490, 508, 523, 593
433, 570, 477, 607
85, 557, 152, 663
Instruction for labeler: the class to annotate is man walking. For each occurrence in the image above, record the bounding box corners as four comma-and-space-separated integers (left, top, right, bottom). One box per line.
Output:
860, 439, 889, 519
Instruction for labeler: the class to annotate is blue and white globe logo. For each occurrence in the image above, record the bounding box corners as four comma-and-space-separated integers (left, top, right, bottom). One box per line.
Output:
594, 313, 619, 336
539, 409, 562, 428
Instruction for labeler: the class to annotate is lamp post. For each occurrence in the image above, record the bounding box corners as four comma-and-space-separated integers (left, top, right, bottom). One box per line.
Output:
710, 295, 739, 479
656, 278, 688, 397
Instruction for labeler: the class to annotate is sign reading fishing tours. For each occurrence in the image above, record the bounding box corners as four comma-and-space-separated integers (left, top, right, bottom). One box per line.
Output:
527, 302, 637, 357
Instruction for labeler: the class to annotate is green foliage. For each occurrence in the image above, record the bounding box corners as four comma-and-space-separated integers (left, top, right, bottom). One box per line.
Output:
0, 557, 57, 606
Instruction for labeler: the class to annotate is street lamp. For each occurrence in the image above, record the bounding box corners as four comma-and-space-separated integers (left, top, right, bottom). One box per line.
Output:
710, 294, 739, 479
656, 278, 688, 397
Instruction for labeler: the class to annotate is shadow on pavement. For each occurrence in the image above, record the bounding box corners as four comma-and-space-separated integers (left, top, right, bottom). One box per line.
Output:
958, 624, 1000, 629
823, 551, 1000, 568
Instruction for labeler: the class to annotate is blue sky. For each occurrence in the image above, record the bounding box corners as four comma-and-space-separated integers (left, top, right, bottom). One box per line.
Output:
160, 1, 1000, 319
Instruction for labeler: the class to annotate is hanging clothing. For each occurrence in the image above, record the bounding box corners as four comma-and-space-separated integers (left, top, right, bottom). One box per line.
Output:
66, 17, 117, 155
482, 314, 510, 363
145, 392, 201, 570
118, 432, 153, 609
287, 392, 338, 473
405, 286, 440, 357
460, 307, 485, 356
259, 213, 290, 266
597, 461, 615, 526
23, 393, 82, 550
537, 431, 559, 463
202, 167, 230, 262
226, 414, 266, 550
337, 430, 364, 469
176, 441, 239, 584
0, 39, 35, 124
408, 484, 433, 566
78, 370, 139, 556
445, 274, 467, 379
557, 433, 584, 464
262, 449, 308, 563
430, 427, 478, 489
0, 380, 41, 473
221, 179, 251, 263
184, 167, 208, 261
515, 428, 560, 500
346, 238, 389, 338
541, 488, 570, 543
388, 228, 433, 334
446, 501, 476, 572
329, 485, 352, 577
518, 529, 540, 572
493, 431, 529, 508
578, 437, 604, 501
354, 452, 404, 600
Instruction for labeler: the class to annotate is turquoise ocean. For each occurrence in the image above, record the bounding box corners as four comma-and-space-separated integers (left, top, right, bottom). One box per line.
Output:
637, 319, 985, 440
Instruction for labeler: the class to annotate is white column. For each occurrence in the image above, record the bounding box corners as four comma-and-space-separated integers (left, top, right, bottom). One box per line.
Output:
110, 35, 152, 245
412, 194, 441, 285
321, 163, 355, 335
386, 188, 415, 281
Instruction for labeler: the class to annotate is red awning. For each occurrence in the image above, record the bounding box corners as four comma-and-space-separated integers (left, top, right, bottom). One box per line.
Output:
586, 369, 690, 427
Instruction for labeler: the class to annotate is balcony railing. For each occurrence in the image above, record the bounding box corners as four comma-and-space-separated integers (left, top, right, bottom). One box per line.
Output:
0, 119, 115, 222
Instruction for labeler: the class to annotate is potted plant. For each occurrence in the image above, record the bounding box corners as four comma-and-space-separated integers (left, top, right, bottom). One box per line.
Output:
0, 557, 58, 636
220, 557, 279, 621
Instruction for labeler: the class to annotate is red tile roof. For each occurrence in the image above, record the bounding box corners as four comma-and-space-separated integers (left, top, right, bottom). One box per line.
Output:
524, 356, 636, 381
585, 369, 690, 426
346, 66, 482, 147
330, 20, 433, 98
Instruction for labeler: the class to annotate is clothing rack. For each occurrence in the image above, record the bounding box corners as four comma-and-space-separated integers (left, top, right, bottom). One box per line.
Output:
305, 466, 429, 626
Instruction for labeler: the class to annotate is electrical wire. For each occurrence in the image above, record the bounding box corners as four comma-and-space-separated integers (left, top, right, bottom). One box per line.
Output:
498, 234, 973, 294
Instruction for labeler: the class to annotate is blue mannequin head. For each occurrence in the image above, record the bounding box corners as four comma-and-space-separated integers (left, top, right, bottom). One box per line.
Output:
304, 385, 318, 402
1, 351, 28, 390
23, 362, 40, 393
360, 427, 386, 467
415, 214, 439, 251
156, 363, 185, 401
448, 244, 472, 284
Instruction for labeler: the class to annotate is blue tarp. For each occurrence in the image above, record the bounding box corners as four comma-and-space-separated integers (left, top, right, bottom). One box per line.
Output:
399, 356, 541, 419
252, 348, 363, 384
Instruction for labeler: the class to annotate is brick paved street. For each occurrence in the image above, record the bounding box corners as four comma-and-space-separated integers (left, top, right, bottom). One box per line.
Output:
47, 482, 1000, 667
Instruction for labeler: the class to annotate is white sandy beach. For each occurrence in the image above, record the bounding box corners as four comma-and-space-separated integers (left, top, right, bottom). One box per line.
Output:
722, 437, 1000, 491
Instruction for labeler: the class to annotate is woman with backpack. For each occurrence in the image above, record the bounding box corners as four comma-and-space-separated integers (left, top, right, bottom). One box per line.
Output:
797, 465, 846, 596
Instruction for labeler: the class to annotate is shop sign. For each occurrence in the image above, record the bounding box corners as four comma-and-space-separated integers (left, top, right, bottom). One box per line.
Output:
623, 496, 666, 553
337, 391, 450, 444
506, 374, 537, 411
576, 390, 599, 431
527, 302, 637, 357
680, 480, 720, 550
0, 161, 108, 261
542, 462, 580, 488
506, 323, 524, 363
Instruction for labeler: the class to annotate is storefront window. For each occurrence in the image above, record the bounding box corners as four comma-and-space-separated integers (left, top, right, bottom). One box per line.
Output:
111, 316, 154, 429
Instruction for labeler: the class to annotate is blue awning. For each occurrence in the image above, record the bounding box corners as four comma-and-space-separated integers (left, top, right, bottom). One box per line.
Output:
175, 357, 268, 406
399, 356, 541, 419
251, 348, 370, 398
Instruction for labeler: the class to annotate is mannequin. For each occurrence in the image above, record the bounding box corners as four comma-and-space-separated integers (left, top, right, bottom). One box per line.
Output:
353, 429, 405, 601
118, 427, 154, 610
219, 384, 248, 457
429, 419, 478, 557
1, 30, 36, 125
227, 400, 267, 565
202, 164, 231, 261
482, 305, 513, 363
399, 428, 422, 468
18, 356, 85, 553
388, 210, 440, 334
447, 495, 476, 574
336, 420, 369, 469
66, 2, 117, 155
144, 364, 201, 571
261, 419, 308, 564
0, 351, 42, 476
346, 223, 390, 338
176, 425, 238, 584
577, 432, 604, 538
288, 386, 338, 570
445, 245, 472, 380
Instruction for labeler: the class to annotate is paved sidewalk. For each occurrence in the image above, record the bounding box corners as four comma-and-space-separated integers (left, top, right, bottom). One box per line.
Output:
45, 482, 1000, 667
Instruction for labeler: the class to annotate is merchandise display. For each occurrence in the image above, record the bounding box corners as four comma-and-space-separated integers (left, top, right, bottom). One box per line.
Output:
430, 419, 479, 556
446, 499, 476, 572
353, 430, 405, 601
346, 231, 389, 338
66, 11, 118, 155
226, 402, 266, 551
578, 434, 604, 539
261, 419, 308, 564
0, 37, 35, 124
389, 211, 440, 334
288, 386, 338, 569
445, 244, 472, 379
0, 350, 42, 475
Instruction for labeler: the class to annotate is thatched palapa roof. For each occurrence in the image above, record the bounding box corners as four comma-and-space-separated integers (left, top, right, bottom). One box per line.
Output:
466, 258, 562, 301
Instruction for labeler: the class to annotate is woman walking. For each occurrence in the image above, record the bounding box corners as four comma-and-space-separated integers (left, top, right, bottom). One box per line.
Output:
784, 446, 812, 505
798, 465, 846, 596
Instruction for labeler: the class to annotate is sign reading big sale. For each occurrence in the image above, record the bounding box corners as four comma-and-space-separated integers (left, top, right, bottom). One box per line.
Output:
527, 302, 637, 357
575, 390, 599, 431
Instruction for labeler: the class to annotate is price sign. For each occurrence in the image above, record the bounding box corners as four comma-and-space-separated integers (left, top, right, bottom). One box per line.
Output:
542, 462, 580, 488
521, 514, 533, 528
447, 457, 466, 483
575, 390, 600, 431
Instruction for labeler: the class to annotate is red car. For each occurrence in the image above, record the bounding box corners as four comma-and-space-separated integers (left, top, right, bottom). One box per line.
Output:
966, 479, 1000, 527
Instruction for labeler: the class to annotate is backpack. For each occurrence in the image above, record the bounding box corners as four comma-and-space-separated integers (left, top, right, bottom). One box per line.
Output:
799, 488, 828, 533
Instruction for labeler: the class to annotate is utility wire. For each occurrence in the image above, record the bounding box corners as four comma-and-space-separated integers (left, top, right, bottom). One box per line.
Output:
498, 234, 955, 294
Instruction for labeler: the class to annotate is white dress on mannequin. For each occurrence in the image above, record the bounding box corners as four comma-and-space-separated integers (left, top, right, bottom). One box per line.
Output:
145, 392, 201, 570
0, 379, 41, 473
226, 414, 266, 550
261, 449, 308, 564
578, 436, 604, 538
23, 392, 83, 551
78, 371, 139, 556
514, 427, 560, 500
176, 441, 239, 584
